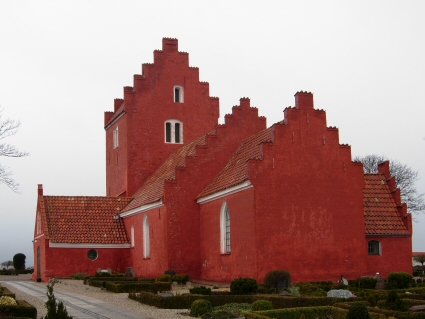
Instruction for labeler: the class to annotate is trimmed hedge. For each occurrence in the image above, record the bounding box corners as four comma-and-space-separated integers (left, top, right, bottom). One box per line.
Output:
245, 306, 385, 319
105, 281, 172, 293
0, 287, 16, 299
0, 300, 37, 319
88, 276, 138, 286
128, 292, 347, 309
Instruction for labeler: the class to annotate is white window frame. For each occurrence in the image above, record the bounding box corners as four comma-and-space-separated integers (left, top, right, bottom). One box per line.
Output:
143, 215, 150, 258
113, 126, 119, 149
174, 85, 184, 103
165, 119, 183, 144
220, 202, 231, 254
131, 225, 135, 248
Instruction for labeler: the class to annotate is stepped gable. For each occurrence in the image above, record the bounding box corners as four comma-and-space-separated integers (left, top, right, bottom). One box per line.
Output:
42, 196, 133, 244
121, 133, 212, 212
198, 127, 275, 198
364, 173, 410, 236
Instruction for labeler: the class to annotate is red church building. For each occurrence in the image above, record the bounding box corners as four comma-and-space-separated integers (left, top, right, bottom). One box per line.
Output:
33, 38, 412, 283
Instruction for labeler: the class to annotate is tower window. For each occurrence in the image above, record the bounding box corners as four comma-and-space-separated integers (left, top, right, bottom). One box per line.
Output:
113, 126, 119, 149
174, 86, 184, 103
165, 120, 183, 144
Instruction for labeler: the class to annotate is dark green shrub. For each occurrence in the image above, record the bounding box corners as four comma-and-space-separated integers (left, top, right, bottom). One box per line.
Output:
190, 286, 212, 295
263, 270, 291, 292
384, 290, 408, 311
12, 253, 26, 270
71, 272, 88, 280
230, 278, 258, 295
357, 277, 378, 289
0, 300, 37, 319
105, 281, 171, 293
251, 300, 273, 311
387, 272, 412, 289
346, 302, 370, 319
173, 274, 189, 284
156, 274, 172, 282
191, 299, 212, 317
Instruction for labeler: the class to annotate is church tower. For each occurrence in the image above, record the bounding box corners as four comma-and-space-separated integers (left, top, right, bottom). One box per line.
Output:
104, 38, 220, 197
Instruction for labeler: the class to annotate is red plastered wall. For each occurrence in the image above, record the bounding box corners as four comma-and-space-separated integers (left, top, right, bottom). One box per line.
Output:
162, 99, 266, 279
123, 206, 169, 278
105, 114, 128, 197
250, 104, 368, 282
105, 38, 220, 197
41, 245, 130, 280
366, 236, 412, 277
199, 188, 257, 281
32, 236, 47, 282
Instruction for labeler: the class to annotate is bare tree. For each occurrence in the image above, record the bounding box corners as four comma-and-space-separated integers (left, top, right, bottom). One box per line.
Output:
0, 109, 28, 192
414, 254, 425, 270
1, 260, 14, 269
354, 154, 425, 214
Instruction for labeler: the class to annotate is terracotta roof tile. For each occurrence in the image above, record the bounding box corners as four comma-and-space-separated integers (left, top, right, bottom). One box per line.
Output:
122, 132, 213, 212
364, 174, 410, 236
43, 196, 133, 244
198, 127, 275, 198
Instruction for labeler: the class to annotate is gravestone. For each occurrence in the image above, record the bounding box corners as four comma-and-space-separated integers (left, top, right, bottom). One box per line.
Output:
126, 267, 135, 277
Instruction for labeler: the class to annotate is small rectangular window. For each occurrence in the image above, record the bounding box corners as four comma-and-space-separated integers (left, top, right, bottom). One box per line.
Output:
175, 123, 180, 143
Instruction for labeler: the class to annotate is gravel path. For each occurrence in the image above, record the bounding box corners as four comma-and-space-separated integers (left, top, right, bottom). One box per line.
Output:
1, 274, 190, 319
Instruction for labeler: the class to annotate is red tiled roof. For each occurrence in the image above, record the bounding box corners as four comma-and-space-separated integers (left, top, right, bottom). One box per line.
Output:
198, 127, 275, 198
413, 252, 425, 257
122, 132, 213, 212
42, 196, 133, 244
364, 174, 410, 236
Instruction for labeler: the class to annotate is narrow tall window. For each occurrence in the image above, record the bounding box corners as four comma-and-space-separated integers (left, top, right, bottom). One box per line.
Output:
113, 126, 119, 149
220, 202, 231, 253
174, 86, 184, 103
165, 120, 183, 144
144, 216, 150, 258
166, 122, 172, 142
368, 240, 381, 255
131, 225, 135, 247
175, 123, 180, 143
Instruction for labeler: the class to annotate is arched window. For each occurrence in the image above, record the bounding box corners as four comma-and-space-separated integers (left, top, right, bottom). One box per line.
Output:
220, 202, 231, 253
174, 85, 184, 103
165, 119, 183, 144
144, 215, 150, 258
368, 240, 381, 255
131, 225, 135, 247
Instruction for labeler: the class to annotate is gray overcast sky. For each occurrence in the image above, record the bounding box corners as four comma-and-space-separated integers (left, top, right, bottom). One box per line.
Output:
0, 1, 424, 267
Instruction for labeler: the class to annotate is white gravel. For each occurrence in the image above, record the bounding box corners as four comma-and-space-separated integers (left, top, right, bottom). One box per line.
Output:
1, 274, 191, 319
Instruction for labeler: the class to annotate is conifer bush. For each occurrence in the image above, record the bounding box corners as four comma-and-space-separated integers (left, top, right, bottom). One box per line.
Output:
190, 299, 212, 317
387, 272, 412, 289
346, 302, 371, 319
230, 278, 258, 295
44, 283, 72, 319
